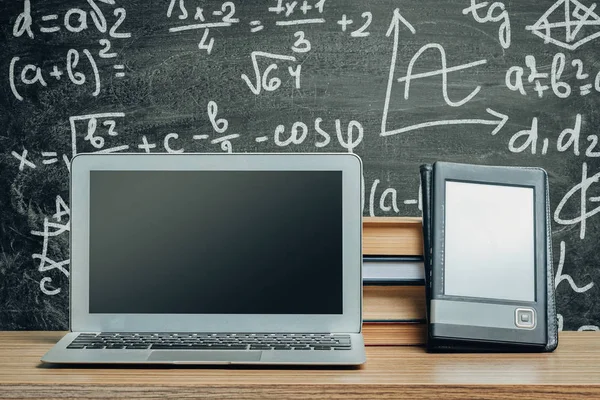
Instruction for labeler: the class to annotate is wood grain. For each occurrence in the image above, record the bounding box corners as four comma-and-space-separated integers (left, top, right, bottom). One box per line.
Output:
362, 323, 426, 345
0, 332, 598, 399
363, 217, 423, 256
363, 286, 426, 322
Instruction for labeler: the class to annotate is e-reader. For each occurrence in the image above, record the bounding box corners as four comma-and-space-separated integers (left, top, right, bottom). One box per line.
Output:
420, 162, 558, 352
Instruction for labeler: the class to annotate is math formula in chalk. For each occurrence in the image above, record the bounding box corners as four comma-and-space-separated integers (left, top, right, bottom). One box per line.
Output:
10, 0, 131, 100
2, 0, 599, 331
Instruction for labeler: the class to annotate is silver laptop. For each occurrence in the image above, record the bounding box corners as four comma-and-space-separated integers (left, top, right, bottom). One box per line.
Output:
42, 153, 366, 365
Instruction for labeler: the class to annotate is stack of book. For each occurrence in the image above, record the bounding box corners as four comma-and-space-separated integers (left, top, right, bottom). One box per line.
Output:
362, 217, 426, 346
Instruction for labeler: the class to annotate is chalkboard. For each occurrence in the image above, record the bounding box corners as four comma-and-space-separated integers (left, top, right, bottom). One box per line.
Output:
1, 0, 598, 331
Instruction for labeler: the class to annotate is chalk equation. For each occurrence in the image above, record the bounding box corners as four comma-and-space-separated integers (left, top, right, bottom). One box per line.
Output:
3, 0, 600, 330
13, 0, 131, 39
167, 0, 325, 53
241, 52, 301, 94
11, 103, 366, 175
10, 0, 131, 100
506, 53, 600, 98
492, 113, 600, 158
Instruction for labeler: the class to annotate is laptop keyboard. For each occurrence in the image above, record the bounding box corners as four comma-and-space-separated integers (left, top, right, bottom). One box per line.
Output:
67, 333, 352, 351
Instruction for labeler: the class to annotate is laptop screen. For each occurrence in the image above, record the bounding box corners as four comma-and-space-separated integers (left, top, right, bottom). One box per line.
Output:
88, 170, 343, 315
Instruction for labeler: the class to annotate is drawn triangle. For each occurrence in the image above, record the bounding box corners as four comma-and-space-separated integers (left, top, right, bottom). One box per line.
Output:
567, 0, 600, 42
529, 0, 568, 31
570, 0, 600, 21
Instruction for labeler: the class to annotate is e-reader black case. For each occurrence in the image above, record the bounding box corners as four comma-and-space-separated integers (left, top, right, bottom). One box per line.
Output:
420, 162, 558, 352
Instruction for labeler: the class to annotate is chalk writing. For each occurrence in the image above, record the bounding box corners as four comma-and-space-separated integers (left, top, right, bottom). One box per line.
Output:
11, 149, 71, 173
366, 179, 420, 217
499, 113, 600, 157
462, 0, 511, 49
337, 12, 373, 37
505, 53, 600, 98
554, 162, 600, 240
526, 0, 600, 50
555, 241, 594, 293
558, 314, 564, 331
555, 240, 595, 332
4, 0, 136, 97
249, 20, 264, 33
398, 44, 487, 107
381, 8, 415, 136
167, 0, 239, 53
11, 149, 36, 171
13, 0, 131, 39
31, 196, 70, 296
3, 0, 600, 331
207, 101, 229, 134
212, 134, 239, 153
382, 108, 508, 137
9, 45, 129, 100
241, 52, 300, 94
269, 0, 326, 25
69, 113, 128, 157
164, 133, 185, 153
381, 10, 500, 137
167, 0, 239, 25
578, 325, 600, 331
263, 118, 363, 151
335, 120, 364, 153
291, 31, 311, 53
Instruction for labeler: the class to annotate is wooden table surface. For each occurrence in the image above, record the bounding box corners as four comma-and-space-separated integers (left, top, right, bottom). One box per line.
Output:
0, 331, 598, 399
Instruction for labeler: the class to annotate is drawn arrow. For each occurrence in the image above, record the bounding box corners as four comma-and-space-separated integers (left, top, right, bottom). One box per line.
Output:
386, 8, 416, 37
380, 11, 507, 138
380, 108, 509, 137
381, 9, 416, 135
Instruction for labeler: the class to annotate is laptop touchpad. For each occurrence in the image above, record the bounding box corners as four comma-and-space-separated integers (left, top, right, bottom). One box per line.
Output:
147, 350, 262, 363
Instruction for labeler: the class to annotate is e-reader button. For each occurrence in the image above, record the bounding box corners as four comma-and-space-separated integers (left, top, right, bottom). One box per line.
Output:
515, 308, 536, 329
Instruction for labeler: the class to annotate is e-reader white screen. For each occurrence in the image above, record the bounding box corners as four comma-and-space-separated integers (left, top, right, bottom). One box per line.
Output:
444, 181, 535, 302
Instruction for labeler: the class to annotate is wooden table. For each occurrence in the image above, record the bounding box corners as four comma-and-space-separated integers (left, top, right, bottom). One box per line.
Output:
0, 332, 598, 399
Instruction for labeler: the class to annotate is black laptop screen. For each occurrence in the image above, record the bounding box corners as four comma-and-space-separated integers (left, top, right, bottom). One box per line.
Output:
88, 171, 343, 314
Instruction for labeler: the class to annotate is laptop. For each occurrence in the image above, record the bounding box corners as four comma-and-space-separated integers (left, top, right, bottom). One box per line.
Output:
42, 153, 366, 365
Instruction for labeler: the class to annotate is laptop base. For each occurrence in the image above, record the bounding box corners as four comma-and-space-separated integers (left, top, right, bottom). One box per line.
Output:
41, 332, 366, 365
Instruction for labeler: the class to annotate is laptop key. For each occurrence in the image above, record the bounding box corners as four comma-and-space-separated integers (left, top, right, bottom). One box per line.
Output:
188, 345, 214, 350
151, 344, 249, 350
249, 345, 272, 350
86, 345, 106, 349
151, 344, 183, 349
67, 344, 86, 349
106, 344, 126, 349
208, 345, 248, 350
312, 346, 333, 350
